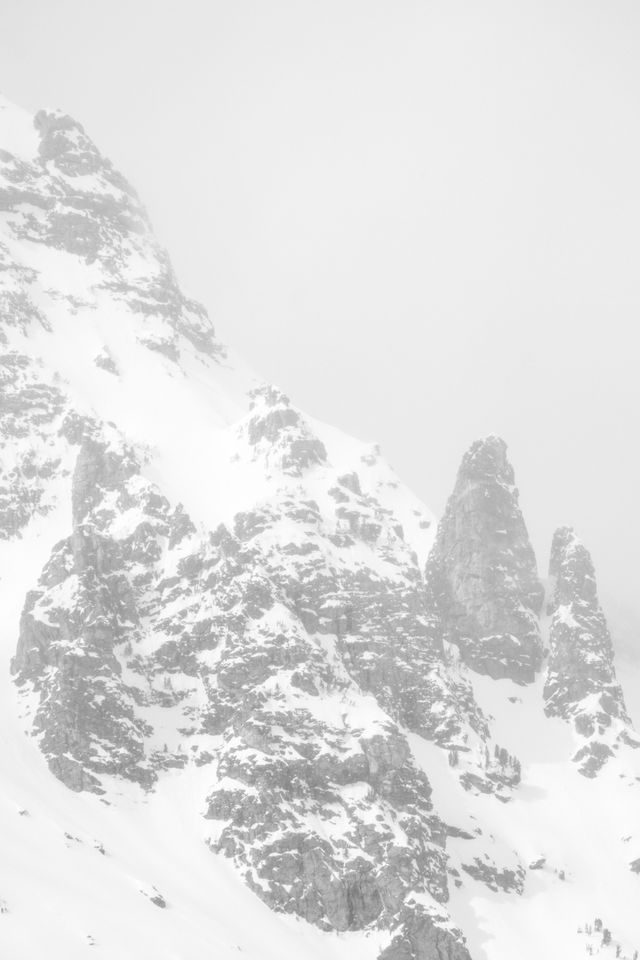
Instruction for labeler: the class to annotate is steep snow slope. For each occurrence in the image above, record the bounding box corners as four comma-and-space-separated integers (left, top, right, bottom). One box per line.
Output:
1, 93, 639, 960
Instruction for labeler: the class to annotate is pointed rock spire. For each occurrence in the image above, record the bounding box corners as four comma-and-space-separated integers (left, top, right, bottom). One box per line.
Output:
426, 436, 544, 683
544, 526, 638, 775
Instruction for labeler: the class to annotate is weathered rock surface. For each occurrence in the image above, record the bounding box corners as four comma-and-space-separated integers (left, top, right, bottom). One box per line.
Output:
379, 905, 472, 960
544, 526, 639, 775
426, 437, 544, 683
0, 352, 70, 538
11, 428, 183, 790
0, 106, 221, 363
460, 857, 525, 894
242, 385, 328, 475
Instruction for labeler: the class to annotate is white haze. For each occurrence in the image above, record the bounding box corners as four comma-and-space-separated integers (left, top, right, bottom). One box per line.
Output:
2, 0, 639, 649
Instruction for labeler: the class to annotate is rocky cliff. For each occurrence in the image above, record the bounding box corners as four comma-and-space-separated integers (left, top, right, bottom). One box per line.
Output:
425, 437, 544, 684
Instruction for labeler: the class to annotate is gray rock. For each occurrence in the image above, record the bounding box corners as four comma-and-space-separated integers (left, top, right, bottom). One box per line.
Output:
544, 527, 638, 774
426, 436, 543, 683
461, 857, 525, 893
0, 352, 67, 539
379, 906, 472, 960
0, 108, 223, 362
243, 386, 327, 474
10, 432, 191, 792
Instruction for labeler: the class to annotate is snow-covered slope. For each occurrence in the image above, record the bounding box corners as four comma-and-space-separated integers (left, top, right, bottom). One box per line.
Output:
0, 93, 639, 960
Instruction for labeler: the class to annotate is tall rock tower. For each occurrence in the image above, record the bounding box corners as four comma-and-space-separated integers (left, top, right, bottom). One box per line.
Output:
426, 436, 544, 683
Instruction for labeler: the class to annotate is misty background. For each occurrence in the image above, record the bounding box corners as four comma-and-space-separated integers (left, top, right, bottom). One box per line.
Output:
2, 0, 639, 657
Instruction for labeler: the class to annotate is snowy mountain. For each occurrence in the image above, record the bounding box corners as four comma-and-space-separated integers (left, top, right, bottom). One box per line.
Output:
0, 93, 639, 960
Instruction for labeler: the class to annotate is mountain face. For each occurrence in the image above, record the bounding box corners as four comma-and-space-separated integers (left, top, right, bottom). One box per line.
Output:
1, 94, 639, 960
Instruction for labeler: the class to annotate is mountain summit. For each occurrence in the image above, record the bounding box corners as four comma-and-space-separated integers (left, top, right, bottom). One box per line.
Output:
0, 95, 639, 960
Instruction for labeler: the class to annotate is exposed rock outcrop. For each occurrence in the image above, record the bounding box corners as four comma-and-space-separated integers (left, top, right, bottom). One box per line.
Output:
241, 385, 328, 475
544, 526, 639, 775
11, 428, 475, 956
426, 437, 544, 683
0, 352, 69, 539
0, 107, 222, 362
11, 429, 188, 791
379, 906, 472, 960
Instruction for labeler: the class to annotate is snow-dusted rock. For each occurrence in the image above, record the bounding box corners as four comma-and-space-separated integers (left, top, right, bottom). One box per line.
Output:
544, 526, 639, 775
0, 352, 69, 537
12, 428, 182, 790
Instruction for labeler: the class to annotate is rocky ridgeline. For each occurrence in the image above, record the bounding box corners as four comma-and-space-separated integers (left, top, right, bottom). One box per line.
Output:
0, 108, 221, 362
0, 351, 71, 538
426, 436, 544, 684
544, 526, 639, 776
236, 387, 488, 750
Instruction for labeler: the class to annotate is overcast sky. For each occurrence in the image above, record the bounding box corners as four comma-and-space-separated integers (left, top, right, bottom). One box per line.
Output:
2, 0, 639, 643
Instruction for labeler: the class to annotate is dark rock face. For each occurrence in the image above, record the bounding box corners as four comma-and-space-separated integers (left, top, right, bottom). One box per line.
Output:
11, 430, 188, 791
544, 526, 639, 775
243, 385, 328, 475
208, 704, 448, 931
379, 906, 472, 960
71, 437, 139, 525
337, 580, 489, 749
426, 437, 544, 683
187, 495, 466, 937
461, 858, 525, 894
457, 743, 521, 798
229, 469, 487, 754
11, 430, 476, 957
